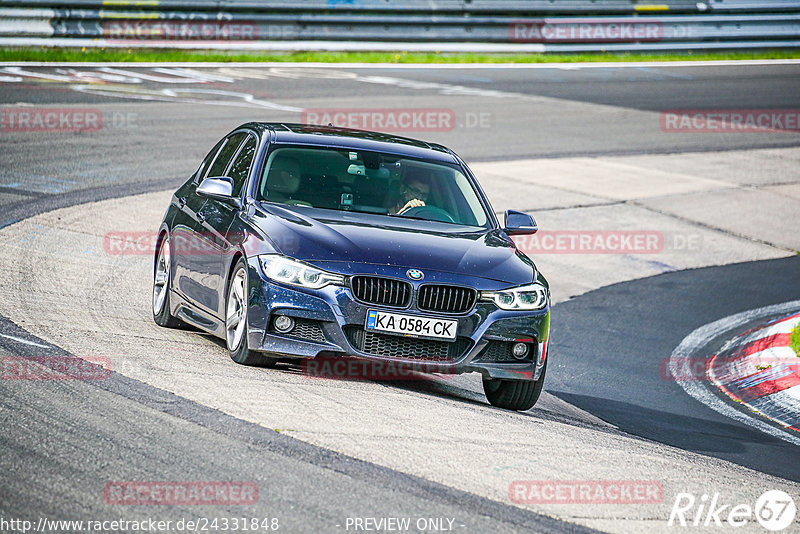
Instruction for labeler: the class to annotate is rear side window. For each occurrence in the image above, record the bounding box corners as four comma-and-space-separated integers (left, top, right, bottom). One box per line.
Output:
227, 135, 257, 197
195, 138, 225, 182
208, 132, 246, 178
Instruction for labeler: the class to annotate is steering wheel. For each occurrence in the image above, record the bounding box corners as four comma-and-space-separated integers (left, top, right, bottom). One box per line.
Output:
401, 205, 456, 224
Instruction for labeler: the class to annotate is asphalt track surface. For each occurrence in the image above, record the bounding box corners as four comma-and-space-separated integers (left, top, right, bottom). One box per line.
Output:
1, 62, 799, 533
550, 255, 800, 482
0, 317, 584, 534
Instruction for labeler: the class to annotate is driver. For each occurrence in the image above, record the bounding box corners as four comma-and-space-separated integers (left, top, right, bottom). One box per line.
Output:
391, 174, 431, 215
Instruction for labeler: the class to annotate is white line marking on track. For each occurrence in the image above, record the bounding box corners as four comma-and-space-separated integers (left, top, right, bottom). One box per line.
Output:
70, 84, 304, 112
0, 333, 51, 349
669, 299, 800, 447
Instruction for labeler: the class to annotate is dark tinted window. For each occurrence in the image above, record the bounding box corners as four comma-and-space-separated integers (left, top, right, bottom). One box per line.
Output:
208, 132, 246, 178
195, 138, 225, 182
227, 135, 257, 197
257, 147, 488, 228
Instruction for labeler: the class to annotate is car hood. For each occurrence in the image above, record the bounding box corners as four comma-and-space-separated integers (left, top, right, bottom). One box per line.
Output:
251, 203, 535, 285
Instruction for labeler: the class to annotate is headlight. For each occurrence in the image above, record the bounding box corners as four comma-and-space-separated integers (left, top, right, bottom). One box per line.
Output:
259, 255, 344, 289
480, 282, 549, 311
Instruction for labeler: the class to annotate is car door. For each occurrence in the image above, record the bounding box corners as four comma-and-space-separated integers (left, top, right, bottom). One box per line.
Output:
173, 132, 245, 313
171, 137, 223, 307
196, 131, 258, 318
184, 131, 248, 316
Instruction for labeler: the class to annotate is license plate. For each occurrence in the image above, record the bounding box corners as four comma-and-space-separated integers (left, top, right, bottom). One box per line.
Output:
365, 310, 457, 341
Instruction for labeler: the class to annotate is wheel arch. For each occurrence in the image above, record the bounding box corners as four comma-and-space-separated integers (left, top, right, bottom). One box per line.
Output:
153, 225, 170, 278
226, 249, 245, 288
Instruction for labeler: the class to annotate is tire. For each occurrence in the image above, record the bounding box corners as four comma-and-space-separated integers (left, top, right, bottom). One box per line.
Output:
225, 258, 273, 366
482, 362, 547, 411
152, 234, 185, 329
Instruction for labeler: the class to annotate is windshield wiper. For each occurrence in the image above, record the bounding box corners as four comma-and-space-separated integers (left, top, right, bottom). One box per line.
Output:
345, 208, 389, 215
385, 213, 431, 222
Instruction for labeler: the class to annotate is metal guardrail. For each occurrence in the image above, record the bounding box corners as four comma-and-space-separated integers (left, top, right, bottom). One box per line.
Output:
0, 1, 708, 13
3, 0, 800, 12
0, 1, 799, 52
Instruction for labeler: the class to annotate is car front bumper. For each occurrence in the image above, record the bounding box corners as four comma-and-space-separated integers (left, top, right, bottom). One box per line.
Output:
244, 257, 549, 381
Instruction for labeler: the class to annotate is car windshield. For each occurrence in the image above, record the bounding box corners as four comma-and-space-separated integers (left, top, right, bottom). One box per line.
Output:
256, 146, 490, 228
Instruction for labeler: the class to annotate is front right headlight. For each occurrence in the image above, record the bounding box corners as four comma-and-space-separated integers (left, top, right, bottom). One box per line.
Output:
480, 282, 549, 311
259, 255, 344, 290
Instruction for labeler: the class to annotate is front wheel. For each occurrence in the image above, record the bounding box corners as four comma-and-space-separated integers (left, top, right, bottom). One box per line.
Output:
482, 362, 547, 411
226, 259, 273, 367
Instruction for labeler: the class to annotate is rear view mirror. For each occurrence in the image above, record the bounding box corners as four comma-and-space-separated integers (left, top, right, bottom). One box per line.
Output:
503, 210, 538, 236
347, 164, 366, 176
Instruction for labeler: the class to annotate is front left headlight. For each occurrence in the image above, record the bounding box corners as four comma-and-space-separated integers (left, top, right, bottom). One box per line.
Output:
259, 255, 344, 290
480, 282, 549, 311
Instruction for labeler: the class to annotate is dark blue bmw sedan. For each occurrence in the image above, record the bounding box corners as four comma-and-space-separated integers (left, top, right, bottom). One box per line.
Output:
153, 123, 550, 410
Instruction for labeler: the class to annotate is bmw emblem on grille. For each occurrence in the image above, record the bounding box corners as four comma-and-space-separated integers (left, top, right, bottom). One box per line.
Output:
406, 269, 424, 281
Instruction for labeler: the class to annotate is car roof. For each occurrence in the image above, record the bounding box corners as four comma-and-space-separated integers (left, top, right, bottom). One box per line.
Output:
239, 122, 459, 164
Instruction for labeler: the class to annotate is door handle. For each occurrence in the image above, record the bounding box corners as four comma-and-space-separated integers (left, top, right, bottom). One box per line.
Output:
197, 212, 206, 223
177, 196, 186, 208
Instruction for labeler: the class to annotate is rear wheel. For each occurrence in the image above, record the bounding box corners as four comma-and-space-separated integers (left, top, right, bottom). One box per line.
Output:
483, 362, 547, 411
226, 259, 274, 367
152, 235, 184, 328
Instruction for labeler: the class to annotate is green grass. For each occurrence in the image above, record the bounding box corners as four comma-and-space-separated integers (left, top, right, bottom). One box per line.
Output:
1, 47, 800, 63
792, 324, 800, 357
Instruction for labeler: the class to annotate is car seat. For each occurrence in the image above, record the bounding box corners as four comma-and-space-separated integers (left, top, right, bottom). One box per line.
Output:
264, 155, 311, 206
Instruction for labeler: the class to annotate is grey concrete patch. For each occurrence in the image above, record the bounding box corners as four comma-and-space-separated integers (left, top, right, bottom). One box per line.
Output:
639, 188, 800, 253
605, 148, 800, 186
475, 158, 734, 202
528, 202, 786, 301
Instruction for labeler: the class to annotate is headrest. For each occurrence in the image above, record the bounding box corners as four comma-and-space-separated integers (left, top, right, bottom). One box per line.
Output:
403, 164, 432, 184
266, 155, 301, 194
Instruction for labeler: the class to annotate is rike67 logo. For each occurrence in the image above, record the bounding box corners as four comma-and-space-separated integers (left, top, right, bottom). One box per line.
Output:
668, 490, 797, 531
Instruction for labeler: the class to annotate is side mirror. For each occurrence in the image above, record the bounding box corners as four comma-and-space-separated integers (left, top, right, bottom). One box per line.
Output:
197, 176, 241, 207
503, 209, 538, 236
